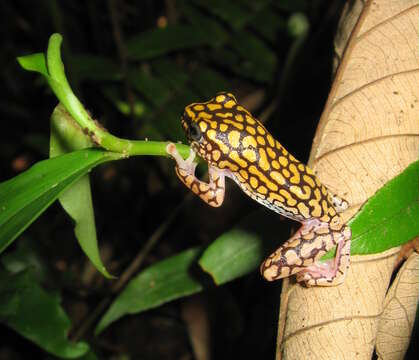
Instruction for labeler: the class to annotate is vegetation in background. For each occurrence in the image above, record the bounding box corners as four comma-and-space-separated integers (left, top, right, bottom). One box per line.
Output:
0, 1, 417, 359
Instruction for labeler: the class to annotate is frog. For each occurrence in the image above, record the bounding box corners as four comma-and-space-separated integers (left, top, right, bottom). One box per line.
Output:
166, 92, 351, 286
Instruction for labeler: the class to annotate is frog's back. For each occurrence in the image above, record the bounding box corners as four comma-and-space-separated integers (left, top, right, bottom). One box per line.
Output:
184, 93, 336, 222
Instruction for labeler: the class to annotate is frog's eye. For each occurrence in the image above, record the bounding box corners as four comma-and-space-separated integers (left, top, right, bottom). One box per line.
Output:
189, 123, 202, 141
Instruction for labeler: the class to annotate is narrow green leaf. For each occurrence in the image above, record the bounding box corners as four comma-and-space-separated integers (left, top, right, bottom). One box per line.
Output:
50, 105, 114, 278
198, 210, 283, 285
16, 53, 48, 77
95, 247, 203, 335
0, 149, 120, 253
199, 230, 264, 285
59, 176, 115, 278
0, 269, 89, 358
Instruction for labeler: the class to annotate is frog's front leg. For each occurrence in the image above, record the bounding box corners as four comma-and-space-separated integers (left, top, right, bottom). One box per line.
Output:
166, 143, 225, 207
260, 220, 351, 286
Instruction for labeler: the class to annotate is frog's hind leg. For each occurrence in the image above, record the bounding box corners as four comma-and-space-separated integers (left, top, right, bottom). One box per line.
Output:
260, 219, 330, 282
260, 221, 351, 286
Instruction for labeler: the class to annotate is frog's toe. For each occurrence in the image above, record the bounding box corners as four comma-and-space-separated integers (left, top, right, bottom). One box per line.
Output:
330, 193, 349, 213
296, 261, 347, 287
166, 142, 178, 155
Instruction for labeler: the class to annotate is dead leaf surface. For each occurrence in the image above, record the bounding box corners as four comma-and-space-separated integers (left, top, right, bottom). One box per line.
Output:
376, 252, 419, 360
277, 0, 419, 359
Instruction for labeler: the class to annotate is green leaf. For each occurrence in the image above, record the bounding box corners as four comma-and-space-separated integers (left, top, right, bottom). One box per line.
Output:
0, 149, 120, 254
198, 210, 282, 285
199, 230, 264, 285
58, 176, 114, 278
17, 53, 48, 77
96, 247, 203, 334
50, 105, 114, 278
0, 269, 89, 358
322, 160, 419, 260
126, 25, 207, 60
350, 160, 419, 254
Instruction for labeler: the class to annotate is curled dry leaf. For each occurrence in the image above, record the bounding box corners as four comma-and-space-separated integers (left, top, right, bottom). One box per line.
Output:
376, 252, 419, 360
277, 0, 419, 359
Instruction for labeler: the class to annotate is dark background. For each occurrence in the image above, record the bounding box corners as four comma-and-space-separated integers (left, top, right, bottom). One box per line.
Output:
3, 1, 413, 360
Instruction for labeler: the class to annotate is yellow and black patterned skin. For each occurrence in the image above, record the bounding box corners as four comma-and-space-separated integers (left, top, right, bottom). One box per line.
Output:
167, 93, 351, 286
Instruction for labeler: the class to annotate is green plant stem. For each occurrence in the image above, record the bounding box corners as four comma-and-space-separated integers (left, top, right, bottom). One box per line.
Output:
46, 33, 190, 159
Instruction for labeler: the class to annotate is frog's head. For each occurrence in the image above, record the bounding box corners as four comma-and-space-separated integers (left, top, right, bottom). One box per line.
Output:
180, 92, 265, 171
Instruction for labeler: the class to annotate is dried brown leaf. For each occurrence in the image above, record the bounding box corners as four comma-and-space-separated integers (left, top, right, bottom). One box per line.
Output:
277, 0, 419, 359
376, 252, 419, 360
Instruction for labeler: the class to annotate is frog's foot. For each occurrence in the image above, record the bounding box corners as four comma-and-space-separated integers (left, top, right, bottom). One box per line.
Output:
330, 193, 349, 213
260, 222, 351, 287
166, 142, 226, 207
296, 227, 351, 286
166, 142, 196, 173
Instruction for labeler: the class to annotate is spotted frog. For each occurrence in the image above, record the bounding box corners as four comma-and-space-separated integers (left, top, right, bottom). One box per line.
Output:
166, 93, 351, 286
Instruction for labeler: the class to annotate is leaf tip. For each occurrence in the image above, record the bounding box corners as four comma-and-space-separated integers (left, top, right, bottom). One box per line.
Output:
198, 260, 220, 286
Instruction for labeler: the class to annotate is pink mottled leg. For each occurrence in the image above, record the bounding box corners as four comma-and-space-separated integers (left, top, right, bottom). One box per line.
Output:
260, 219, 327, 281
261, 221, 351, 287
